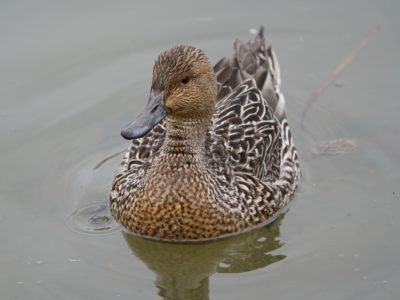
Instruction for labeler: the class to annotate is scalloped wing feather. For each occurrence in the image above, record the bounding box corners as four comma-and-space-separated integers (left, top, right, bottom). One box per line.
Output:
206, 79, 282, 182
214, 27, 286, 121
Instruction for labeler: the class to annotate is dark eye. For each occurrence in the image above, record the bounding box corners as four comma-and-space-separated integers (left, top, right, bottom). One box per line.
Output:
181, 76, 190, 84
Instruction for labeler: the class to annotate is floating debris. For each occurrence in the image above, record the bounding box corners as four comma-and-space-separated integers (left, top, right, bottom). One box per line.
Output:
312, 138, 357, 157
67, 258, 81, 263
218, 262, 230, 269
301, 25, 380, 131
334, 81, 345, 87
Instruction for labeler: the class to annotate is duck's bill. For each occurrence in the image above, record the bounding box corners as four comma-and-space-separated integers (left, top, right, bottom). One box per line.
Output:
121, 91, 167, 140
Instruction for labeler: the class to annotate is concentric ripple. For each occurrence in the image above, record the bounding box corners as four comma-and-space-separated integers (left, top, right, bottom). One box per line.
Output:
67, 202, 121, 234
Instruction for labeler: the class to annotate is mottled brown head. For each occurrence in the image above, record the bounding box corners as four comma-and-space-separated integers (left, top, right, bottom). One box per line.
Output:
121, 46, 217, 140
152, 46, 217, 119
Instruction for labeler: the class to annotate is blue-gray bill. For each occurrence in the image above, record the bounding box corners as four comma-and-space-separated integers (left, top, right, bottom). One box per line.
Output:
121, 91, 167, 139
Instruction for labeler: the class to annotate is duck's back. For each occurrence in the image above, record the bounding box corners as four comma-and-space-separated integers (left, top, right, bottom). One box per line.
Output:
214, 27, 286, 121
207, 28, 291, 182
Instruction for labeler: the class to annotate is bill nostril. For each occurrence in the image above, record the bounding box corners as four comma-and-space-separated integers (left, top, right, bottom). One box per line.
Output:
151, 105, 159, 113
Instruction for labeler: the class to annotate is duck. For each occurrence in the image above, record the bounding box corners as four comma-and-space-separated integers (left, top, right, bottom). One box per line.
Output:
110, 27, 300, 242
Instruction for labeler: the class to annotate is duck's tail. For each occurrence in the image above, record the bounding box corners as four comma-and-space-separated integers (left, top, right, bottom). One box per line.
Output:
214, 26, 287, 121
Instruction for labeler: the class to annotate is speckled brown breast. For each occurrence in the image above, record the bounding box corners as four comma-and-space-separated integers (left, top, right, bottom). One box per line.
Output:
112, 159, 249, 241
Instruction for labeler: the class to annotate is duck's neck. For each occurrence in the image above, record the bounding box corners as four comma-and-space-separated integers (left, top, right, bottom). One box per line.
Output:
160, 116, 210, 159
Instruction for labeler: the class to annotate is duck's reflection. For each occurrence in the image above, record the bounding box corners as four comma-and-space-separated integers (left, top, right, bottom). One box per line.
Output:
123, 215, 286, 300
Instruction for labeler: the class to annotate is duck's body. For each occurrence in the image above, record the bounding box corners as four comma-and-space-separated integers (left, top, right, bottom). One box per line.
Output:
110, 28, 300, 242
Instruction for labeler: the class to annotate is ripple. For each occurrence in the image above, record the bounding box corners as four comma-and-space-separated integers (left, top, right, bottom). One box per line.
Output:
311, 138, 357, 157
67, 202, 121, 234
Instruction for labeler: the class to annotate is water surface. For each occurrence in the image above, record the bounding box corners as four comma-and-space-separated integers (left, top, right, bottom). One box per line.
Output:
1, 1, 399, 299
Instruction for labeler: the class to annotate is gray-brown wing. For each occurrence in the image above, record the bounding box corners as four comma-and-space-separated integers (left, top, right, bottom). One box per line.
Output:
208, 27, 286, 181
214, 27, 286, 122
206, 79, 282, 181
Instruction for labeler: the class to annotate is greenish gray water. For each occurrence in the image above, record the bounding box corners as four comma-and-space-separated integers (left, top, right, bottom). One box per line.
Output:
1, 1, 399, 299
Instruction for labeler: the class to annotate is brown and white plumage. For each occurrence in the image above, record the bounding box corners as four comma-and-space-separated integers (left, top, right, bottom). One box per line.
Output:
110, 28, 300, 242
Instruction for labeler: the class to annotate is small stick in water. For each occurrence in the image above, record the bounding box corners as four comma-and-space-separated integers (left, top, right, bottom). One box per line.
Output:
301, 25, 381, 130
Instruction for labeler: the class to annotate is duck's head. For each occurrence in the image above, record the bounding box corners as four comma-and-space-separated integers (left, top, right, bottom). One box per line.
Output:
121, 46, 217, 140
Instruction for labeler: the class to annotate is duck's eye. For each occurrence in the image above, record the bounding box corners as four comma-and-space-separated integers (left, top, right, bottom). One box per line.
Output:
181, 76, 190, 84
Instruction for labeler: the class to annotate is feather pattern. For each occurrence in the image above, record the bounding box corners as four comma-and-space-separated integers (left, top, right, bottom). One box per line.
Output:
110, 28, 300, 242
